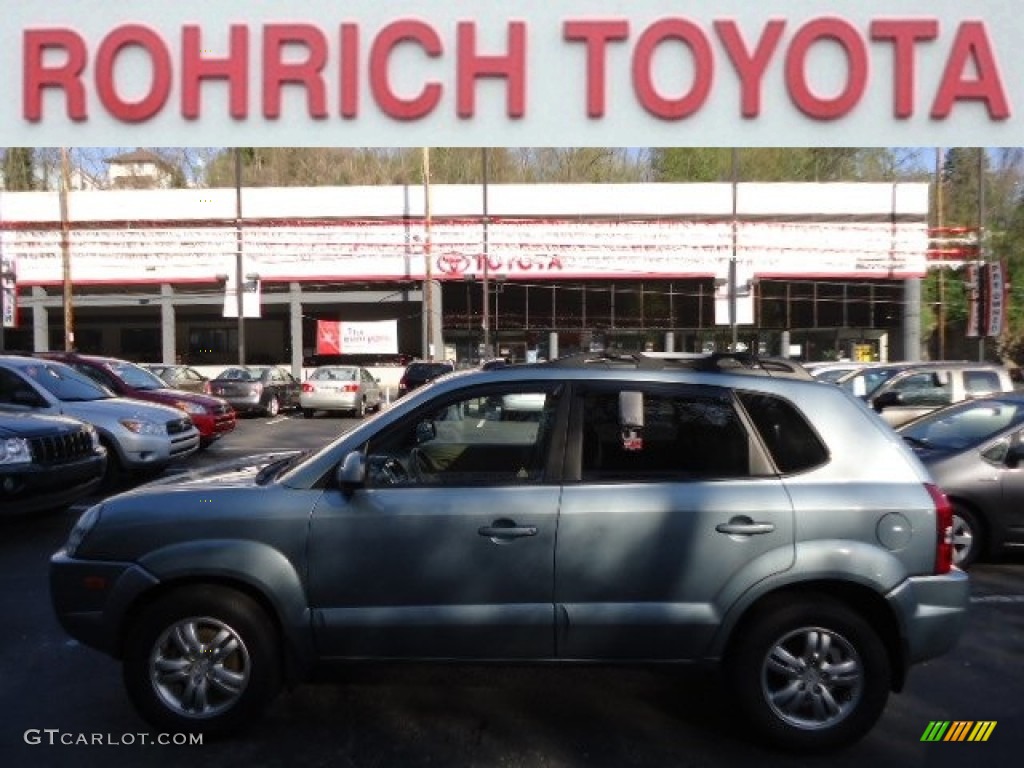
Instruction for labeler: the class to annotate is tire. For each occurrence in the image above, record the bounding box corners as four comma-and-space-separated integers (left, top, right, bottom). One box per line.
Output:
729, 595, 891, 752
302, 408, 315, 419
123, 585, 282, 736
950, 504, 984, 569
98, 439, 125, 493
355, 398, 366, 419
264, 396, 280, 418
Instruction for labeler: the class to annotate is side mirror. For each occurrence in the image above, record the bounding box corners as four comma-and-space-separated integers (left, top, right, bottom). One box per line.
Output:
415, 420, 437, 444
1006, 444, 1024, 469
335, 451, 366, 493
873, 391, 903, 411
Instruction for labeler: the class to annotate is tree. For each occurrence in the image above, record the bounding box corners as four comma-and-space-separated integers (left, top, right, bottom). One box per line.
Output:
2, 148, 37, 190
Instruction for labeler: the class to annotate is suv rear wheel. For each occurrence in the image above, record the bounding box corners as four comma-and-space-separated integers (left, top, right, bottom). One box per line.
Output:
730, 595, 890, 752
123, 586, 282, 735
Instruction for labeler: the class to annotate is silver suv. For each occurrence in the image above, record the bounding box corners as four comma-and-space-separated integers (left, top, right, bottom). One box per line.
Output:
838, 361, 1014, 427
0, 356, 199, 487
50, 353, 968, 751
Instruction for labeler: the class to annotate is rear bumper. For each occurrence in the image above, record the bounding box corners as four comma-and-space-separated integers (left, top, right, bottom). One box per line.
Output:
888, 569, 971, 665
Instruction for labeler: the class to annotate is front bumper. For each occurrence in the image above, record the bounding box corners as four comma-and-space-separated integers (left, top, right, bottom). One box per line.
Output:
1, 453, 106, 515
50, 551, 159, 657
888, 568, 971, 665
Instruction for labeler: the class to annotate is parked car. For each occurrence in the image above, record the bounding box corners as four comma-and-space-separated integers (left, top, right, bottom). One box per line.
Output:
838, 361, 1014, 427
207, 366, 301, 416
50, 352, 968, 751
898, 392, 1024, 568
0, 410, 106, 515
0, 356, 199, 489
300, 365, 383, 419
397, 360, 455, 397
804, 361, 876, 383
40, 354, 235, 449
142, 364, 210, 394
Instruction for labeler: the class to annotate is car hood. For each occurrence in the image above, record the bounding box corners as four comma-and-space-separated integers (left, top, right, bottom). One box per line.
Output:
0, 411, 83, 438
134, 387, 225, 407
128, 451, 305, 492
61, 397, 188, 424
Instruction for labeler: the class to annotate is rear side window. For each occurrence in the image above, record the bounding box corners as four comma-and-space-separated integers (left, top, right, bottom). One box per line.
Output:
963, 370, 1001, 395
579, 386, 750, 481
738, 392, 828, 474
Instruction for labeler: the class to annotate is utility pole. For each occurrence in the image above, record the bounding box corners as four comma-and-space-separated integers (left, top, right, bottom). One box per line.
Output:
422, 148, 434, 360
234, 149, 246, 366
978, 148, 986, 363
729, 148, 739, 351
481, 147, 491, 360
936, 148, 945, 360
59, 148, 74, 351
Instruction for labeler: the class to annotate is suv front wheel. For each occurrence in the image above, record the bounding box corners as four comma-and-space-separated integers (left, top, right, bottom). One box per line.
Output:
730, 595, 891, 752
123, 586, 282, 735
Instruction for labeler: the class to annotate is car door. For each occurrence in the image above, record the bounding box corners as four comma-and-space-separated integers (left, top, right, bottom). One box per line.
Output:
555, 381, 795, 660
307, 380, 566, 660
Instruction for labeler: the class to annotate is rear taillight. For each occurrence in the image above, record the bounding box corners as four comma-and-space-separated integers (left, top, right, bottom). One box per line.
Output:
202, 382, 211, 394
302, 382, 315, 393
926, 483, 954, 574
342, 383, 359, 393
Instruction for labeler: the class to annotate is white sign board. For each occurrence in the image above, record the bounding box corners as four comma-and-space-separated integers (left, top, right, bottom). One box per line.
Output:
0, 1, 1020, 146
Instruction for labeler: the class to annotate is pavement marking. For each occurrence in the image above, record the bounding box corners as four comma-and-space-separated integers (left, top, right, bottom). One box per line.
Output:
265, 417, 291, 425
970, 595, 1024, 604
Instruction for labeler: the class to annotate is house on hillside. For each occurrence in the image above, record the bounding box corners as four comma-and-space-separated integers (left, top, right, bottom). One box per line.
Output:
105, 149, 180, 189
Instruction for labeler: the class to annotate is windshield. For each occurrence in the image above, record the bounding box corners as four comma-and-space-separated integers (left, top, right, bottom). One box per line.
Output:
109, 361, 168, 390
899, 399, 1024, 451
215, 368, 255, 382
840, 367, 904, 399
310, 367, 358, 381
406, 363, 453, 379
21, 362, 114, 402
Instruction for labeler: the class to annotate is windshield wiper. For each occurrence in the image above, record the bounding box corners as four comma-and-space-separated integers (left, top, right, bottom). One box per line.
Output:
901, 435, 930, 449
255, 451, 308, 485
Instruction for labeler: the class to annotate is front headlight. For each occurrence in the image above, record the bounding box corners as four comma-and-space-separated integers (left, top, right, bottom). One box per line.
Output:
65, 503, 102, 557
119, 419, 167, 436
174, 401, 208, 415
1, 437, 32, 465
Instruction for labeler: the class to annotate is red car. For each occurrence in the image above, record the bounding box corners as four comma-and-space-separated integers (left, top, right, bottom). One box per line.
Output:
37, 353, 236, 449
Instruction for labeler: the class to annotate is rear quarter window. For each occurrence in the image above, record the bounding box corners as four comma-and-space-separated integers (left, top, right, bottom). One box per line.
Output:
738, 391, 828, 474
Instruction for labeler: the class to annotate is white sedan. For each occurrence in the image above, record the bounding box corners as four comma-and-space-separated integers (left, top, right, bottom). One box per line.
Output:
300, 366, 383, 419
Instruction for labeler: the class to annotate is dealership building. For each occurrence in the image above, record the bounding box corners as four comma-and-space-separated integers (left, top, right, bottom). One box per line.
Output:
0, 181, 929, 373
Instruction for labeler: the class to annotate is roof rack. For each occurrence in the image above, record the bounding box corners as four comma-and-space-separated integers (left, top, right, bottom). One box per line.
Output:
543, 351, 813, 378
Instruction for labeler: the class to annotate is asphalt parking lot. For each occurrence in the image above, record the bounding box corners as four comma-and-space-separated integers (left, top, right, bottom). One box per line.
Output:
1, 413, 1021, 767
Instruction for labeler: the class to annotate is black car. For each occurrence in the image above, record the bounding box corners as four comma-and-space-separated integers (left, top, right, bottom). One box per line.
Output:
207, 366, 301, 417
0, 411, 106, 515
397, 361, 455, 398
898, 391, 1024, 567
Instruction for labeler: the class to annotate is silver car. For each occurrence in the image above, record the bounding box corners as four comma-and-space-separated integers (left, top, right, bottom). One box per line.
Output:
50, 353, 967, 751
0, 356, 199, 488
300, 365, 383, 419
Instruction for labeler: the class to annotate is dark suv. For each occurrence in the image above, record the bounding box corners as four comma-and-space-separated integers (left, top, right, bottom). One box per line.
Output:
397, 360, 455, 398
1, 411, 106, 515
50, 353, 968, 751
39, 354, 236, 448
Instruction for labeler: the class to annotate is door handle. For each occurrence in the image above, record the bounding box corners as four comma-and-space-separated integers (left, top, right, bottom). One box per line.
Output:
715, 521, 775, 536
478, 524, 538, 539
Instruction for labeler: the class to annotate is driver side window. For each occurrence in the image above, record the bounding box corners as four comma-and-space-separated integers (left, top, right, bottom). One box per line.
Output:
364, 385, 558, 488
